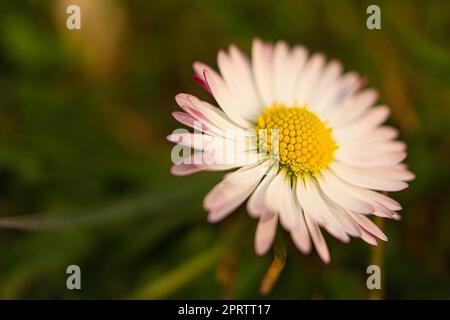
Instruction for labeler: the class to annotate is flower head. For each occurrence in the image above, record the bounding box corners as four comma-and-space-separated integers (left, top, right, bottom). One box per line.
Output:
168, 39, 414, 263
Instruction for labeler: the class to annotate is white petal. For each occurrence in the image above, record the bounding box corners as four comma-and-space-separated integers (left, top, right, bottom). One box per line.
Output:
170, 110, 222, 137
175, 93, 241, 132
223, 160, 272, 184
391, 212, 402, 220
303, 178, 350, 243
265, 173, 299, 230
348, 211, 388, 241
360, 164, 415, 181
296, 178, 326, 225
325, 201, 361, 238
336, 141, 406, 156
322, 72, 361, 121
294, 53, 326, 106
205, 182, 252, 223
304, 212, 330, 263
331, 89, 378, 126
309, 60, 343, 112
289, 194, 311, 254
252, 39, 274, 106
203, 169, 249, 209
371, 203, 398, 219
334, 106, 390, 139
167, 132, 257, 164
337, 126, 399, 146
282, 45, 308, 105
335, 133, 409, 167
330, 161, 409, 192
320, 169, 402, 212
218, 48, 261, 120
335, 151, 407, 167
279, 178, 302, 230
204, 69, 253, 128
171, 111, 199, 130
359, 227, 378, 246
264, 173, 286, 215
273, 40, 297, 105
317, 170, 374, 214
366, 193, 401, 211
334, 160, 414, 182
255, 214, 278, 255
229, 45, 262, 108
204, 163, 268, 222
167, 132, 218, 151
246, 164, 278, 218
170, 163, 237, 176
193, 61, 221, 82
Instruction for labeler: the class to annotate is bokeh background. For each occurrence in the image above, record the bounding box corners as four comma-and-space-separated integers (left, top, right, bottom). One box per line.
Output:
0, 0, 449, 299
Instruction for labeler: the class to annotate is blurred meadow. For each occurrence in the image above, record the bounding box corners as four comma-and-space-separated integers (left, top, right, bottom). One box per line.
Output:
0, 0, 449, 299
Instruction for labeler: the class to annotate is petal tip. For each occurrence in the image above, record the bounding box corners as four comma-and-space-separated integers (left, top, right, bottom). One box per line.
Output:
322, 255, 331, 264
254, 245, 268, 256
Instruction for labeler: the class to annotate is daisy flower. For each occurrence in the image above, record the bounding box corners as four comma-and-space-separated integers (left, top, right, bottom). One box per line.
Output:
168, 39, 414, 263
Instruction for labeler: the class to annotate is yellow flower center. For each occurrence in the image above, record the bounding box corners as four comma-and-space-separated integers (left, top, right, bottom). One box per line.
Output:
256, 103, 337, 176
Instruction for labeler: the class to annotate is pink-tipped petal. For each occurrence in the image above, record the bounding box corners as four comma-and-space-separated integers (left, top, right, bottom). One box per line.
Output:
254, 214, 278, 256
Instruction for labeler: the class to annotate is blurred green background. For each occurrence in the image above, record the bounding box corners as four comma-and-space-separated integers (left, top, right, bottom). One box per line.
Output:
0, 0, 449, 299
